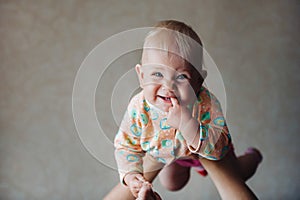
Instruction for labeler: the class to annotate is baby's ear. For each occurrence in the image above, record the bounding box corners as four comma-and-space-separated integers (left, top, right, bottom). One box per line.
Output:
135, 64, 144, 88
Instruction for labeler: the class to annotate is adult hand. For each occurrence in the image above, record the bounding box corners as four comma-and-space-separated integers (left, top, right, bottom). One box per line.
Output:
124, 173, 147, 198
137, 182, 162, 200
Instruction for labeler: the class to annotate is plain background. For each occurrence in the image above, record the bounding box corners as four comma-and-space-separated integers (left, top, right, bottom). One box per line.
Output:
1, 0, 300, 199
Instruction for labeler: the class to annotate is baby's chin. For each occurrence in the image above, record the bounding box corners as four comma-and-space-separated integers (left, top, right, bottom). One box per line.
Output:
156, 103, 171, 113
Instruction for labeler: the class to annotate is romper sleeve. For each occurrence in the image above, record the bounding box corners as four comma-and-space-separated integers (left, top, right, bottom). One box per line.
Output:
187, 87, 232, 160
114, 95, 145, 185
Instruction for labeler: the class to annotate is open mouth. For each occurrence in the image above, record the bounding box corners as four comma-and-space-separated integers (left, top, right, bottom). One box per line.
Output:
157, 95, 173, 103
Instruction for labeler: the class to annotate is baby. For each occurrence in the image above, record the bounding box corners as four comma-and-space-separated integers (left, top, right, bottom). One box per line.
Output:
106, 20, 262, 200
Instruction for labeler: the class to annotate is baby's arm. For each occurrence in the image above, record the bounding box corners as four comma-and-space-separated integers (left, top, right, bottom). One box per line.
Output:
114, 95, 148, 197
191, 91, 231, 160
167, 89, 231, 160
114, 129, 145, 185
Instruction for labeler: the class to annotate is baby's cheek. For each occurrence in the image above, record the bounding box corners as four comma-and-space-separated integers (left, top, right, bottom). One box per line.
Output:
180, 88, 196, 104
189, 87, 198, 99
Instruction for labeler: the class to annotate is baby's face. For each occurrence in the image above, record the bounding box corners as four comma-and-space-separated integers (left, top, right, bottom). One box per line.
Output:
136, 50, 202, 112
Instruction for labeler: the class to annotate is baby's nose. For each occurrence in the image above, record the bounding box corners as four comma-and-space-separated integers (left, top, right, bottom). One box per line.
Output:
162, 80, 175, 91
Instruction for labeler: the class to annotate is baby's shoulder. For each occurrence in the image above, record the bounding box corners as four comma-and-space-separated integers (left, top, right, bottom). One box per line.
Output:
196, 86, 223, 113
128, 91, 143, 103
198, 86, 217, 101
127, 91, 147, 112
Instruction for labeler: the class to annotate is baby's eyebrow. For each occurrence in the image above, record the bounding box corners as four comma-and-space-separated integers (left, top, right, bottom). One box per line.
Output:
142, 64, 192, 74
141, 64, 166, 70
142, 63, 165, 67
176, 67, 192, 74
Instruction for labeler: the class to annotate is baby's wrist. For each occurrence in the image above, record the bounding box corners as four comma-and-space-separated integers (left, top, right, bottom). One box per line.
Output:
124, 173, 137, 186
179, 116, 196, 131
124, 172, 142, 186
179, 110, 193, 129
180, 118, 199, 140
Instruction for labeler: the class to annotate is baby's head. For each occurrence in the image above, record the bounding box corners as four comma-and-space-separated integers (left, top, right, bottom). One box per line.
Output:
136, 20, 207, 112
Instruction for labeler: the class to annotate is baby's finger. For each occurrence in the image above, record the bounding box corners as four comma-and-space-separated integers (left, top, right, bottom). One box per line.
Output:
144, 181, 153, 187
170, 97, 179, 107
129, 185, 140, 198
131, 180, 143, 190
136, 174, 146, 182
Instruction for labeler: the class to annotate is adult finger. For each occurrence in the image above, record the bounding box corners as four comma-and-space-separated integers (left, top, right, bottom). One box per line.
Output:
131, 179, 143, 191
129, 186, 139, 198
137, 183, 154, 200
136, 174, 146, 182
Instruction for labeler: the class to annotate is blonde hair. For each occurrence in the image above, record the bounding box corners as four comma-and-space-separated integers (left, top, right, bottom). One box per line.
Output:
142, 20, 206, 78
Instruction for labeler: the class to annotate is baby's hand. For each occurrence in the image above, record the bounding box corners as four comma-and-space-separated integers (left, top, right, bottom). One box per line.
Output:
167, 98, 192, 130
124, 173, 148, 198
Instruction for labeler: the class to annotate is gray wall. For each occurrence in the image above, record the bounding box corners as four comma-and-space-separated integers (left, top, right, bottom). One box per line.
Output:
1, 0, 299, 199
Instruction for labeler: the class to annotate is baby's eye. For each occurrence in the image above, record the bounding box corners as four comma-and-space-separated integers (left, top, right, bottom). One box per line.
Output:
176, 74, 189, 80
152, 72, 163, 77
